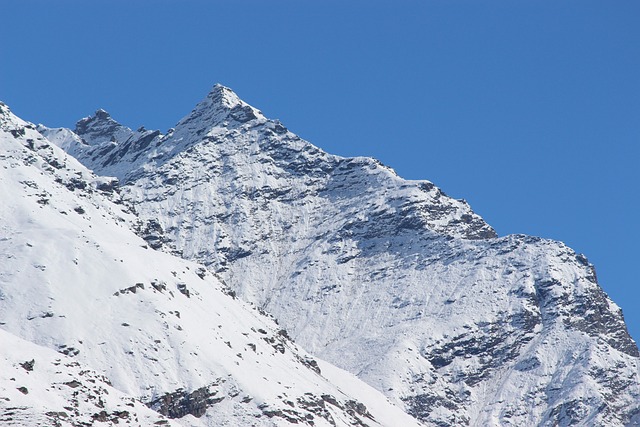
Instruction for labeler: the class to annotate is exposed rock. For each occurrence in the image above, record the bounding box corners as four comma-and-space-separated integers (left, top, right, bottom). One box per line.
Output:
147, 385, 221, 419
19, 359, 35, 372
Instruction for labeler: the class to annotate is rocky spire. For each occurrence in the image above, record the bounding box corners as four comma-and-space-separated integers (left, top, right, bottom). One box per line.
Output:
174, 84, 266, 134
74, 109, 133, 146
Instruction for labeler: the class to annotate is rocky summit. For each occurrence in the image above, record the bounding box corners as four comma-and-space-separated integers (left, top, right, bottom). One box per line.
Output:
2, 85, 639, 426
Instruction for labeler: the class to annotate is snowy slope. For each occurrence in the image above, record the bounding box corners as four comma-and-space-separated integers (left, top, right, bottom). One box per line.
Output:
0, 328, 180, 427
35, 86, 640, 426
0, 101, 424, 427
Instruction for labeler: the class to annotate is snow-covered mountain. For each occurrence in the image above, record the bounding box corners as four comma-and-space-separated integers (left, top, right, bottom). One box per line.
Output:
6, 84, 640, 426
0, 101, 423, 426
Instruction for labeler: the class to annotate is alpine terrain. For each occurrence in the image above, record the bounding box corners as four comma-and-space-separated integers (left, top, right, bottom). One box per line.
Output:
1, 85, 639, 426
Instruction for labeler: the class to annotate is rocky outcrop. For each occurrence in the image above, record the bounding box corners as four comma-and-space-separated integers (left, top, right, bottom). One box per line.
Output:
147, 385, 223, 419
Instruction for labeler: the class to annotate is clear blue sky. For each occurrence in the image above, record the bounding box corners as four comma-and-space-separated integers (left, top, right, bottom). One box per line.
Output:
2, 1, 639, 341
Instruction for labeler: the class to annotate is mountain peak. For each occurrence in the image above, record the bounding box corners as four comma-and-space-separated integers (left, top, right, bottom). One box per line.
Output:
94, 108, 111, 120
75, 109, 133, 146
208, 83, 242, 108
175, 84, 265, 133
75, 108, 117, 130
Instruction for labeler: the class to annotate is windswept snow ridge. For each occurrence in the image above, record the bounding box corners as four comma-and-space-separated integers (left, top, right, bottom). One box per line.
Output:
6, 84, 640, 426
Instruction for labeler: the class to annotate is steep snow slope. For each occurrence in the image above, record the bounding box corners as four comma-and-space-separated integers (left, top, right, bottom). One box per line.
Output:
0, 329, 180, 427
42, 86, 640, 426
0, 101, 424, 427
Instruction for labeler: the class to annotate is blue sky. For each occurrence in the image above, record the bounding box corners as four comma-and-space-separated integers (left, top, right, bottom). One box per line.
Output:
2, 1, 639, 341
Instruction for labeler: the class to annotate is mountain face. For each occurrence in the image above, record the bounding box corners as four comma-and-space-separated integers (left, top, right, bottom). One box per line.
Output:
5, 85, 640, 426
0, 101, 423, 427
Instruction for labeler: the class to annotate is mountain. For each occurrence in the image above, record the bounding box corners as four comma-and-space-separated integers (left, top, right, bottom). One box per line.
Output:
10, 84, 640, 426
0, 101, 424, 426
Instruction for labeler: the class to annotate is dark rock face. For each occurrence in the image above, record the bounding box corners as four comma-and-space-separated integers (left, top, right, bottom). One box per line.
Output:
91, 409, 132, 423
147, 385, 222, 419
426, 319, 535, 383
20, 359, 35, 372
533, 275, 638, 358
97, 129, 163, 169
135, 218, 167, 250
565, 285, 639, 357
403, 394, 470, 426
176, 283, 190, 297
407, 312, 539, 422
260, 393, 375, 427
75, 110, 125, 146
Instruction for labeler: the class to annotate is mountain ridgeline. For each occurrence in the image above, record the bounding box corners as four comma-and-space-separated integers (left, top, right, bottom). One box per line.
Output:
2, 85, 639, 426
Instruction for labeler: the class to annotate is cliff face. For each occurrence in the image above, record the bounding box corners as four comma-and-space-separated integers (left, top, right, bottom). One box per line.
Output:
32, 86, 640, 426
